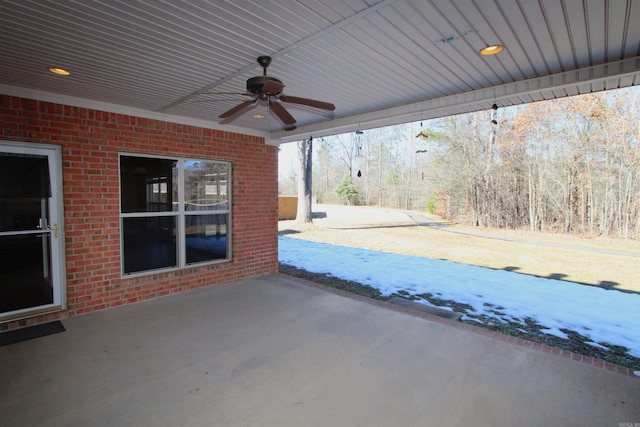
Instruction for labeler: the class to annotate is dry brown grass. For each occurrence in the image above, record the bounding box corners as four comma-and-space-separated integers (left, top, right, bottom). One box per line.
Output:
279, 204, 640, 294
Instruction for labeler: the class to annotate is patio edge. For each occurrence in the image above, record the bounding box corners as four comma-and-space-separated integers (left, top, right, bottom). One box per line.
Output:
276, 272, 638, 378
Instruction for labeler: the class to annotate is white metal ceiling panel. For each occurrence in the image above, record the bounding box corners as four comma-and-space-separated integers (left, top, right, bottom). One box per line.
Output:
0, 0, 638, 143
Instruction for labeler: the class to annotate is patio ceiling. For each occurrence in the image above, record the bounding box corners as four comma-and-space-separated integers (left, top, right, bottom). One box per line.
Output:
1, 0, 639, 144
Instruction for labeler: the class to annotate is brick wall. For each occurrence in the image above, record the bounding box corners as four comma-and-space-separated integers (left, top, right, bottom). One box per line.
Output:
0, 95, 279, 329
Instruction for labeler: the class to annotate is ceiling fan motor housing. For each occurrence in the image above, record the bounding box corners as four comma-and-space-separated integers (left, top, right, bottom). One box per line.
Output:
219, 55, 334, 130
247, 76, 283, 95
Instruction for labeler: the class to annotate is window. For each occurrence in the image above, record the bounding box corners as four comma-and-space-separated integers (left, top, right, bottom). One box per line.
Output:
119, 155, 231, 275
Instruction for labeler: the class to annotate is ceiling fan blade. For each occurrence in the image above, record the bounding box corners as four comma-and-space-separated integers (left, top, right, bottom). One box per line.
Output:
269, 101, 296, 126
279, 95, 335, 111
262, 79, 285, 96
219, 100, 255, 119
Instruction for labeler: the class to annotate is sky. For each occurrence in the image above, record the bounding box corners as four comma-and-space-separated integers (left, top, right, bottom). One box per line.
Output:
278, 142, 298, 182
279, 236, 640, 358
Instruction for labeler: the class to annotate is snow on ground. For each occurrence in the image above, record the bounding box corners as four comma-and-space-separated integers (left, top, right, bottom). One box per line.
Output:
279, 236, 640, 357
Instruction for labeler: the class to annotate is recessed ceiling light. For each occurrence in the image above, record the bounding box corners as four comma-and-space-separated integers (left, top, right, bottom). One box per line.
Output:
480, 45, 504, 56
48, 67, 71, 76
252, 114, 265, 119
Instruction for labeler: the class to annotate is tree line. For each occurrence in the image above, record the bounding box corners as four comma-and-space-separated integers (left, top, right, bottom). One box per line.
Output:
279, 88, 640, 239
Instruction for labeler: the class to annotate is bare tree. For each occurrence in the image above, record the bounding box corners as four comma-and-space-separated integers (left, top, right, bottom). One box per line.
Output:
296, 137, 313, 223
312, 137, 332, 203
279, 88, 640, 239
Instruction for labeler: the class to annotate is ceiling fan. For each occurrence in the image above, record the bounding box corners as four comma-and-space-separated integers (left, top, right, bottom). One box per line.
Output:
207, 56, 335, 131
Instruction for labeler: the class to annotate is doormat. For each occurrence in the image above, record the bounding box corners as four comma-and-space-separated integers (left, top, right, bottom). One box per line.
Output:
0, 321, 66, 347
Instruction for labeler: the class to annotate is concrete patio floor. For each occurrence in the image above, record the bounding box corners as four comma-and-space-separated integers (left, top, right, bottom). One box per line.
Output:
1, 274, 639, 426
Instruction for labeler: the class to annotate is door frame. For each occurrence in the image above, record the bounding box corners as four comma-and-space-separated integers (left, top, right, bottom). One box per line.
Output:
0, 141, 66, 322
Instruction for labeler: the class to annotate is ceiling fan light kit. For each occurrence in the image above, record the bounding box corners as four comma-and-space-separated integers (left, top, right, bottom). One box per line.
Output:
217, 56, 335, 130
480, 44, 504, 56
48, 67, 71, 76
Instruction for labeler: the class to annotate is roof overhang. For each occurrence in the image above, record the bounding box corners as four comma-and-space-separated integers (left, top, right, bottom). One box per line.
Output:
1, 1, 638, 145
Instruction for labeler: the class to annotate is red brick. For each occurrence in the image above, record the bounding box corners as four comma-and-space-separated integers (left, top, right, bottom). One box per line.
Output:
1, 95, 277, 330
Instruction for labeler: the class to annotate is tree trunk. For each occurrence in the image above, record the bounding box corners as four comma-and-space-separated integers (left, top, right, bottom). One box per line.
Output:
528, 165, 537, 231
296, 137, 313, 223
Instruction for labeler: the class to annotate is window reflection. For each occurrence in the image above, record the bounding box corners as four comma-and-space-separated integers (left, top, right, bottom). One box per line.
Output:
185, 214, 227, 264
184, 161, 229, 211
120, 157, 177, 213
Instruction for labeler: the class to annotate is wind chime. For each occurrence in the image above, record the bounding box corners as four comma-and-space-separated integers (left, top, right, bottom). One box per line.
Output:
355, 130, 363, 177
490, 87, 499, 125
491, 102, 499, 124
415, 117, 428, 153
